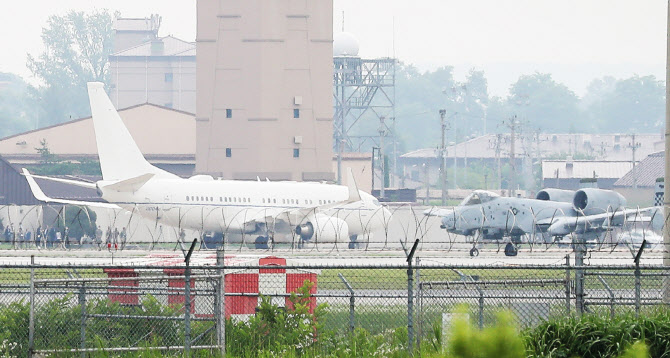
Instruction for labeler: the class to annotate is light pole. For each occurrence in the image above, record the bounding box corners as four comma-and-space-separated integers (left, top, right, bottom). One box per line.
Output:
439, 109, 447, 205
378, 116, 387, 199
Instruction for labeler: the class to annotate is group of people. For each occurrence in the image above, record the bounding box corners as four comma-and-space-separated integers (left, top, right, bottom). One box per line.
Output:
1, 224, 127, 251
93, 225, 127, 251
3, 224, 69, 249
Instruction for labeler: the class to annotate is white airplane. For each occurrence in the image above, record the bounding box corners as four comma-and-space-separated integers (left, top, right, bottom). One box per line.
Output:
23, 82, 392, 248
425, 188, 654, 256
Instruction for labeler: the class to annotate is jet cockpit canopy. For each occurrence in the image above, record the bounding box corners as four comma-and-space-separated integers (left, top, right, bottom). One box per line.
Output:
459, 190, 500, 206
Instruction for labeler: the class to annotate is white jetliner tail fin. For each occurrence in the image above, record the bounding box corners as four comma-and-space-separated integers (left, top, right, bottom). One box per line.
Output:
87, 82, 177, 181
346, 167, 361, 202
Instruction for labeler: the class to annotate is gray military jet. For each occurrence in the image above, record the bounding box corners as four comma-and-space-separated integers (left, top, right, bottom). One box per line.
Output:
425, 188, 651, 256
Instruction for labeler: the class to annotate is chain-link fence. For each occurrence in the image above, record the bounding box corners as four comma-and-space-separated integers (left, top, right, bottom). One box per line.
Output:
0, 254, 669, 356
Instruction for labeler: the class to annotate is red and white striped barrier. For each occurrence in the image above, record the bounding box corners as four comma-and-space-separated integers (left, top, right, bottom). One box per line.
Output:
103, 255, 318, 320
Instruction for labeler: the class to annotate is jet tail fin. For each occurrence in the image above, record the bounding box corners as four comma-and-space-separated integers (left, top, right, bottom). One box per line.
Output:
87, 82, 177, 181
346, 167, 362, 202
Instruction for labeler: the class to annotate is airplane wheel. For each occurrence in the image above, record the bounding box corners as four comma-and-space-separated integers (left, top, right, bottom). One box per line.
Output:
254, 236, 269, 249
469, 248, 479, 257
504, 242, 518, 256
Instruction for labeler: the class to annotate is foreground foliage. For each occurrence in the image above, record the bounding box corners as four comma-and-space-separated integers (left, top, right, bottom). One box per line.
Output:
2, 285, 670, 357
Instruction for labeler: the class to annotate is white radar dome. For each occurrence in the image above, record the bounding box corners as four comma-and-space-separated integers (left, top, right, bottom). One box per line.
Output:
333, 32, 360, 57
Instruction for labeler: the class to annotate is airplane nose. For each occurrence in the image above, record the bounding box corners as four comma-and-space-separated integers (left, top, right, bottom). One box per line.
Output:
440, 209, 456, 230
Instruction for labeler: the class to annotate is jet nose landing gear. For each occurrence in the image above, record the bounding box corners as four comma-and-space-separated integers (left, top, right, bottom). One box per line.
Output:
469, 247, 479, 257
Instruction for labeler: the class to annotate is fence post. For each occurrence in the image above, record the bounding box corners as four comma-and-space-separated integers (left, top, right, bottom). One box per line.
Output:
79, 283, 86, 358
184, 239, 197, 354
574, 239, 585, 316
29, 255, 35, 358
338, 273, 355, 333
478, 288, 484, 329
565, 254, 571, 315
216, 247, 226, 356
415, 257, 422, 352
406, 239, 419, 356
634, 240, 646, 318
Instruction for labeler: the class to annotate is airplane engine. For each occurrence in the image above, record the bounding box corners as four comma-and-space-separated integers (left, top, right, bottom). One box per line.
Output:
295, 214, 349, 242
536, 189, 576, 203
573, 188, 626, 215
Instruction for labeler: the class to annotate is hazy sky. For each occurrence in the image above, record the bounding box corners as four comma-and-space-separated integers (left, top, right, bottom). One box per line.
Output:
1, 0, 666, 96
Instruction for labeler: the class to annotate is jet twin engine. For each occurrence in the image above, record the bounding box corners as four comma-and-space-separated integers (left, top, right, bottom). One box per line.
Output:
295, 214, 349, 242
572, 188, 626, 215
537, 188, 626, 215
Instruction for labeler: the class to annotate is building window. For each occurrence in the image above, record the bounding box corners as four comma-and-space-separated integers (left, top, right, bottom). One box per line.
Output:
293, 148, 300, 158
226, 148, 232, 157
165, 103, 173, 108
165, 73, 173, 82
226, 109, 232, 118
293, 109, 300, 118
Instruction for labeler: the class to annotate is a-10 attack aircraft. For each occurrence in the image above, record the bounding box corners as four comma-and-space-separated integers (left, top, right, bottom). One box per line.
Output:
425, 188, 657, 256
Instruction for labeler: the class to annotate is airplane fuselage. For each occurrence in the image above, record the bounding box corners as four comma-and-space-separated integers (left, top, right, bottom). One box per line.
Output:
99, 177, 389, 239
442, 196, 576, 239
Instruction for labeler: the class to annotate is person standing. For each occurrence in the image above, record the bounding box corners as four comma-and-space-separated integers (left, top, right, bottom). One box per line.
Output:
64, 227, 70, 250
17, 224, 24, 249
120, 227, 127, 250
35, 226, 42, 249
95, 225, 103, 251
56, 230, 63, 250
113, 227, 119, 251
106, 226, 112, 251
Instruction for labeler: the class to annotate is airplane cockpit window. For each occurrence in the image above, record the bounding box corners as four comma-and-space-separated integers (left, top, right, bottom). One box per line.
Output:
372, 198, 380, 206
459, 191, 499, 206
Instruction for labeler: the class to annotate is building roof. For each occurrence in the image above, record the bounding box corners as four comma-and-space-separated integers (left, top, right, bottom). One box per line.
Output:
542, 160, 633, 180
401, 133, 663, 162
614, 151, 664, 188
113, 16, 160, 33
110, 36, 195, 57
0, 103, 195, 159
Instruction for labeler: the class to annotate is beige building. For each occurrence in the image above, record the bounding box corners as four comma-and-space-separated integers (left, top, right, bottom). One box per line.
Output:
195, 0, 334, 181
0, 104, 196, 176
110, 16, 196, 113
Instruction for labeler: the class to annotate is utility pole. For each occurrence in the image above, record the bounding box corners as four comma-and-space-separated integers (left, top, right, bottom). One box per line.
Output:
502, 115, 521, 197
379, 116, 386, 199
628, 133, 641, 189
439, 109, 448, 205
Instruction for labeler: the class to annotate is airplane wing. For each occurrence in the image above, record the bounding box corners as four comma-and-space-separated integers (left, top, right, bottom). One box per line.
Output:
246, 167, 364, 226
22, 168, 120, 209
548, 207, 653, 236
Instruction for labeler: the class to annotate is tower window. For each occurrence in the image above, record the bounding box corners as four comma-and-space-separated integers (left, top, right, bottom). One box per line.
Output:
293, 148, 300, 158
165, 73, 173, 82
293, 109, 300, 118
226, 148, 232, 157
226, 109, 232, 118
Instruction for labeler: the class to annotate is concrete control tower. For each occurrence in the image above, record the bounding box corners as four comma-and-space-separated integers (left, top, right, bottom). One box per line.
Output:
195, 0, 334, 181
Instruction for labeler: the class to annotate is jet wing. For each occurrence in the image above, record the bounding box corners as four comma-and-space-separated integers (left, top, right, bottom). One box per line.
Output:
548, 207, 653, 236
23, 168, 120, 209
245, 167, 364, 226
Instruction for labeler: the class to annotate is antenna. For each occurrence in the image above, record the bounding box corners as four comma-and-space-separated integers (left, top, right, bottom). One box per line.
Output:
342, 11, 345, 32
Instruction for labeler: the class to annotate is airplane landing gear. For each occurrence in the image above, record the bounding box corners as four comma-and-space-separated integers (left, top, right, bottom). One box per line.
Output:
254, 236, 269, 249
469, 247, 479, 257
348, 235, 359, 249
504, 242, 518, 256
